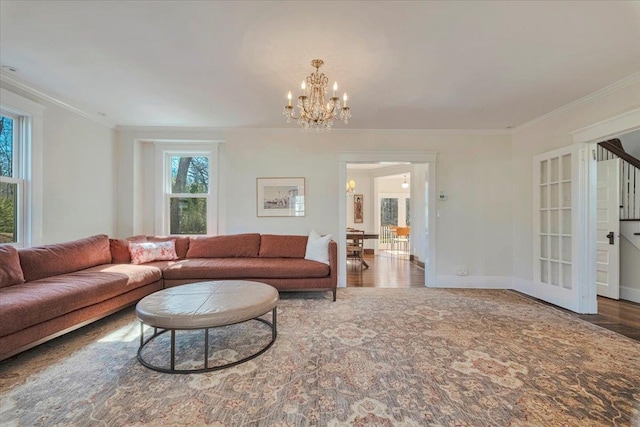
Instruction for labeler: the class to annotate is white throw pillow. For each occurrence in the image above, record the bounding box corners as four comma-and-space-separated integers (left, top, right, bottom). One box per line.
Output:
304, 230, 332, 265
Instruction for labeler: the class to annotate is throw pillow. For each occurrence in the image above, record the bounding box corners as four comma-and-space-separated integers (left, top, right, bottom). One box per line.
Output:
304, 230, 332, 265
0, 245, 25, 288
129, 240, 178, 265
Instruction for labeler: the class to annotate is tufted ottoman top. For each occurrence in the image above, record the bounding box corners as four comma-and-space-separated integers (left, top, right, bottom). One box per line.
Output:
136, 280, 279, 329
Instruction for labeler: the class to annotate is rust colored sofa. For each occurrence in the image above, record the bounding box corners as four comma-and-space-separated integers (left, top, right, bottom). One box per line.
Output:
0, 233, 337, 361
0, 235, 164, 361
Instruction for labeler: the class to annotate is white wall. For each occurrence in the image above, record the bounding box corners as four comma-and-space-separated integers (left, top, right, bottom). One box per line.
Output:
1, 83, 117, 244
40, 101, 116, 243
511, 79, 640, 288
116, 129, 513, 279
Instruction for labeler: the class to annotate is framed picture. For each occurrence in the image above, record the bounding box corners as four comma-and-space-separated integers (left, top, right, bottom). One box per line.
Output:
257, 177, 305, 217
354, 194, 363, 223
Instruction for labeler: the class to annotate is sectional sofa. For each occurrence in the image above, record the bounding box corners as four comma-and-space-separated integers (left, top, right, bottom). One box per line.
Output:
0, 233, 337, 361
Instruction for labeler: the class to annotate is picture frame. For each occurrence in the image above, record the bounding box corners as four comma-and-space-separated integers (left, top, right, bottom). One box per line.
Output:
257, 177, 305, 217
354, 194, 363, 223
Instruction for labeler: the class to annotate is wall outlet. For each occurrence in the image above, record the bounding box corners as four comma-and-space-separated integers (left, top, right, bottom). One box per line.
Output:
456, 265, 468, 276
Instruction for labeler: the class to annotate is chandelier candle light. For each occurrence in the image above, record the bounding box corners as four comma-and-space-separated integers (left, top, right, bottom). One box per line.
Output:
283, 59, 351, 130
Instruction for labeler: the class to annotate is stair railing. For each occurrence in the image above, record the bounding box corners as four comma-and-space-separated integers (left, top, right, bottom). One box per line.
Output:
598, 139, 640, 220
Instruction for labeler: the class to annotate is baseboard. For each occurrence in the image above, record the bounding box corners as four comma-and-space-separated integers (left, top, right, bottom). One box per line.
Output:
433, 275, 512, 289
620, 286, 640, 304
412, 258, 425, 269
512, 278, 535, 295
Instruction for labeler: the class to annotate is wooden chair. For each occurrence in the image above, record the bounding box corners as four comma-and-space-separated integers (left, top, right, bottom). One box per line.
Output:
346, 230, 365, 270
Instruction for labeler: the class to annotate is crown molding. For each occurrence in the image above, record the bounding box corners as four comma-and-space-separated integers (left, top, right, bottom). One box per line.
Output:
0, 73, 115, 129
512, 72, 640, 134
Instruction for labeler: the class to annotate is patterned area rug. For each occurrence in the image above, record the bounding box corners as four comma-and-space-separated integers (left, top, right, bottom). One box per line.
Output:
1, 288, 639, 426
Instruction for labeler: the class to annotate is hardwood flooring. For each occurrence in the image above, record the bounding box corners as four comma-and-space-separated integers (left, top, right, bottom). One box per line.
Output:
346, 252, 640, 342
346, 251, 424, 288
575, 297, 640, 342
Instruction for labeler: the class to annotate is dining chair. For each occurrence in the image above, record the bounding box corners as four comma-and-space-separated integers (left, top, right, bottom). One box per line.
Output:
346, 230, 365, 270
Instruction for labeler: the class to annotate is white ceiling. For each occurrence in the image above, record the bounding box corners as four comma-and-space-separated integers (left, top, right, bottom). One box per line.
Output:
1, 1, 639, 130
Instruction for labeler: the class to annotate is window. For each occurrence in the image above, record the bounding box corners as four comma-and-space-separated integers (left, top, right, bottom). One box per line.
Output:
406, 198, 411, 226
0, 113, 23, 244
380, 197, 398, 226
162, 151, 215, 235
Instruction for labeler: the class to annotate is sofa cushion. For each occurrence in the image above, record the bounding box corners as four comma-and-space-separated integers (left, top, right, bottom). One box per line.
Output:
0, 245, 24, 289
18, 235, 112, 282
186, 234, 261, 258
0, 263, 162, 338
148, 236, 189, 259
258, 235, 308, 258
162, 258, 330, 280
110, 235, 147, 264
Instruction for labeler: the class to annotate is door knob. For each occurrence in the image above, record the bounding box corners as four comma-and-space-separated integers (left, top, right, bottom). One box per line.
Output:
606, 231, 614, 245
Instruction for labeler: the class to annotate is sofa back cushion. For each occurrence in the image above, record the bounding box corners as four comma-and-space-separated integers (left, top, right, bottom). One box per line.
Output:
19, 234, 112, 282
186, 233, 261, 258
258, 234, 308, 258
0, 245, 25, 288
109, 235, 147, 264
148, 236, 189, 259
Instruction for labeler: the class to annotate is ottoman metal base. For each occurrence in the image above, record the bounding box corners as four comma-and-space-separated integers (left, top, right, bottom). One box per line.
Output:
137, 308, 277, 374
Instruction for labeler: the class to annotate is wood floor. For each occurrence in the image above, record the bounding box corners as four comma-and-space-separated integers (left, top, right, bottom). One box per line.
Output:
346, 252, 424, 288
346, 252, 640, 342
574, 297, 640, 342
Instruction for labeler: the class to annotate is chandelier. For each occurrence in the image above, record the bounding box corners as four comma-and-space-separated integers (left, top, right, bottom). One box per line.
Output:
283, 59, 351, 130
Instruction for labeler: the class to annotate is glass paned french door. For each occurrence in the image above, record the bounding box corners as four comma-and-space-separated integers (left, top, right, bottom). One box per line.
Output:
535, 146, 574, 292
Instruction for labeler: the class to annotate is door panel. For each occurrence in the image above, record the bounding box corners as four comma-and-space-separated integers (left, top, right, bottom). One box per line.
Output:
596, 158, 620, 300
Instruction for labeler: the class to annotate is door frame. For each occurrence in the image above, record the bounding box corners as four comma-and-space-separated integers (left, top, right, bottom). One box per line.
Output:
338, 152, 438, 288
571, 108, 640, 313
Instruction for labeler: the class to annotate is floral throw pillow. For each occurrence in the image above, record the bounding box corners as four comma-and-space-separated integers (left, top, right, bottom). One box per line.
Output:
128, 240, 178, 265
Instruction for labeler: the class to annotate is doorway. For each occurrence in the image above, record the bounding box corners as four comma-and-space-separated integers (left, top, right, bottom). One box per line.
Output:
345, 165, 413, 287
571, 108, 640, 313
338, 152, 437, 289
594, 130, 640, 304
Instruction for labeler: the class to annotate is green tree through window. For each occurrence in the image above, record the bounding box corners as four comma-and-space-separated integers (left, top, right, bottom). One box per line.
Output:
169, 156, 209, 234
0, 115, 17, 243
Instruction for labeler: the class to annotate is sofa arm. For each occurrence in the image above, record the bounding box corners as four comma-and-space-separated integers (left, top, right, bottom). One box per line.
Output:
329, 240, 338, 301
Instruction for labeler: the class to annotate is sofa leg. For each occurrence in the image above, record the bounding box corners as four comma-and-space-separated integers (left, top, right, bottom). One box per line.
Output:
333, 288, 337, 301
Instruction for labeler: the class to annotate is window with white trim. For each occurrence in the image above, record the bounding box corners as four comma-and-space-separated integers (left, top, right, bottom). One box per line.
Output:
0, 112, 24, 245
162, 151, 214, 235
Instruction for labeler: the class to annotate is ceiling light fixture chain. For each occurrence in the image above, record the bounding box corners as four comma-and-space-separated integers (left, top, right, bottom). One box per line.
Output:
283, 59, 351, 131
